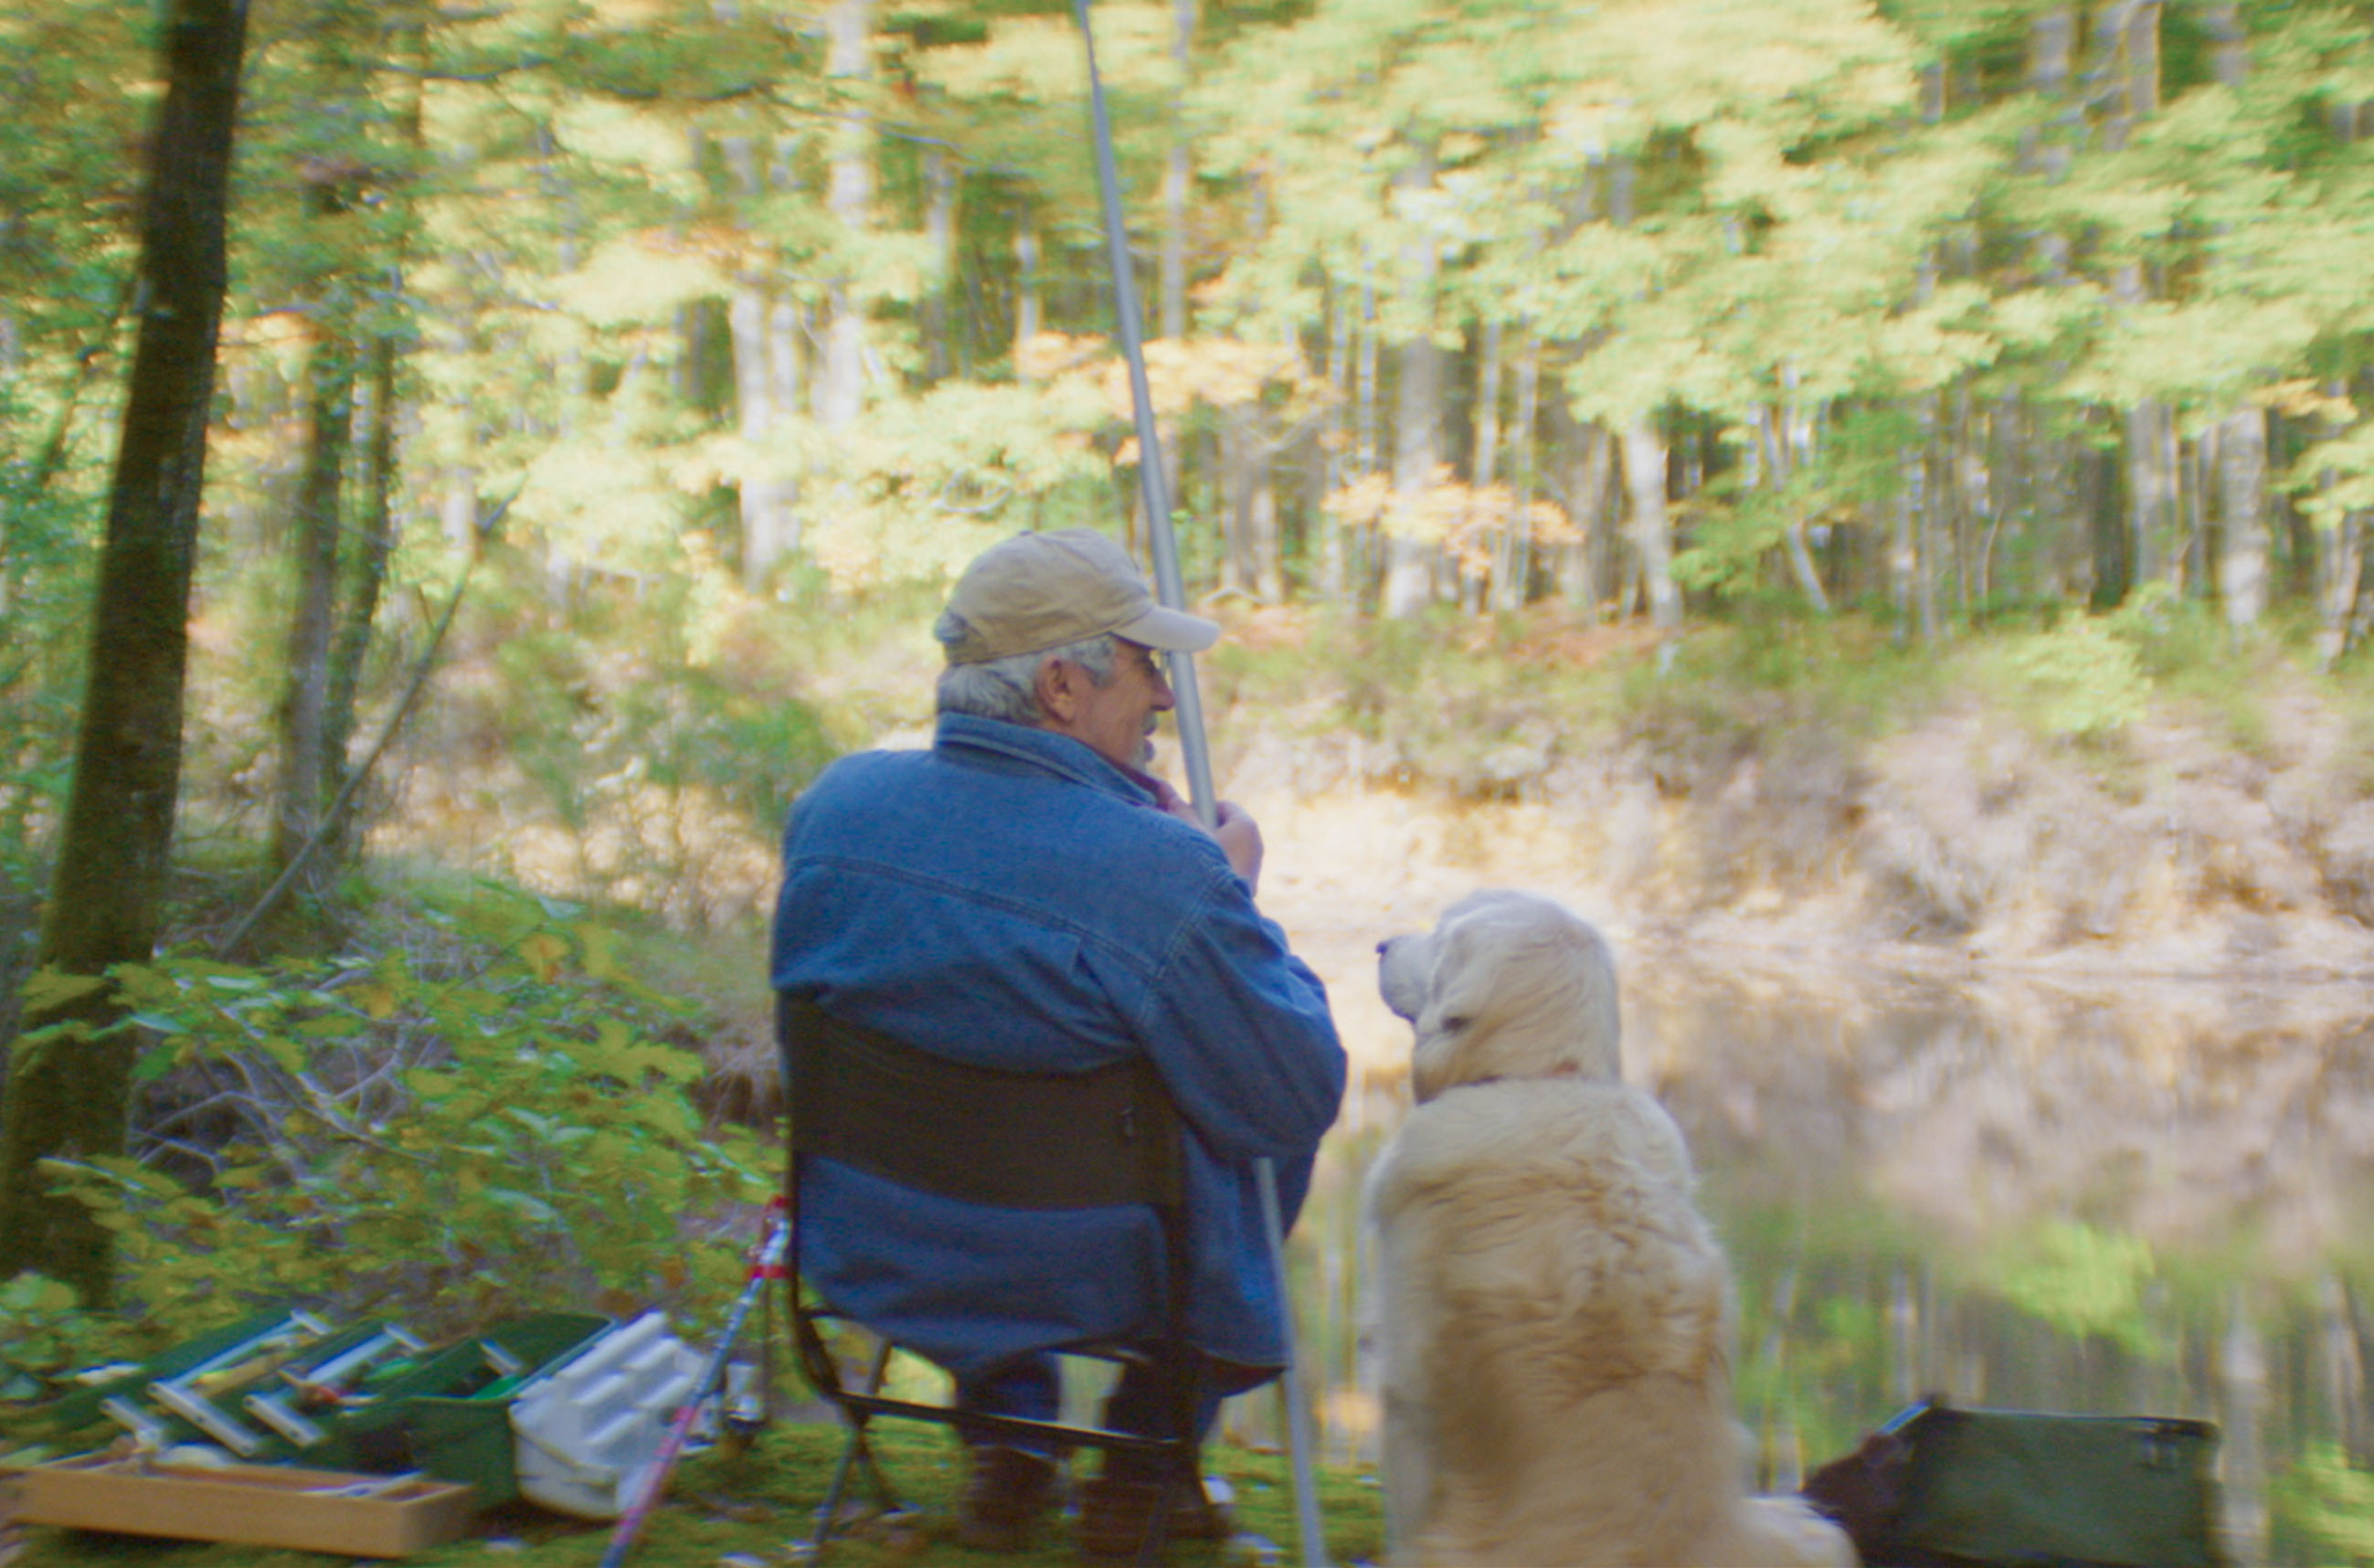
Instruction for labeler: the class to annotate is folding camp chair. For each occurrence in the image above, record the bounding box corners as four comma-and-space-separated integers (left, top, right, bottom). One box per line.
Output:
778, 996, 1202, 1566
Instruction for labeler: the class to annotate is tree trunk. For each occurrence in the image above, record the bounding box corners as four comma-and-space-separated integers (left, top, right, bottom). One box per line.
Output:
1621, 418, 1680, 632
1316, 278, 1352, 602
2198, 0, 2246, 87
1351, 265, 1380, 603
1159, 0, 1195, 341
2317, 511, 2363, 669
0, 0, 249, 1302
2084, 422, 2131, 611
1468, 318, 1503, 613
1219, 417, 1253, 596
1550, 408, 1615, 619
816, 0, 874, 429
1013, 213, 1042, 370
319, 329, 400, 864
2127, 395, 2178, 586
269, 333, 355, 908
924, 143, 957, 378
2026, 7, 2077, 280
723, 126, 802, 581
1759, 404, 1830, 613
1249, 461, 1283, 603
1383, 323, 1444, 619
1383, 147, 1443, 620
732, 284, 797, 579
1892, 443, 1921, 633
2220, 405, 2269, 628
319, 18, 423, 864
1490, 332, 1539, 613
2184, 424, 2215, 595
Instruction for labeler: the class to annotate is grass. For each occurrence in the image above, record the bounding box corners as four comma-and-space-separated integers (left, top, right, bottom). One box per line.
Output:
5, 1421, 1386, 1567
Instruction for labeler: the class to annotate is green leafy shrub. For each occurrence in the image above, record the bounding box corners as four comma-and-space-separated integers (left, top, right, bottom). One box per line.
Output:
36, 898, 770, 1347
2095, 583, 2288, 756
2271, 1441, 2374, 1568
0, 1273, 111, 1405
1980, 1218, 2161, 1359
1983, 616, 2153, 741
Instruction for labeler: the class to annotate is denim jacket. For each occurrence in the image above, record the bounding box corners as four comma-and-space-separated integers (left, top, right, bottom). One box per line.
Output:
769, 713, 1347, 1377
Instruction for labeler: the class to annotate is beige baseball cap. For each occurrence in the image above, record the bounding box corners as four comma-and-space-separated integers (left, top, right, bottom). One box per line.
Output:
940, 527, 1220, 665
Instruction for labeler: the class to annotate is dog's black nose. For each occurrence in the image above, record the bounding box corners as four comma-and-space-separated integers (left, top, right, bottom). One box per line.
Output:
1375, 939, 1391, 956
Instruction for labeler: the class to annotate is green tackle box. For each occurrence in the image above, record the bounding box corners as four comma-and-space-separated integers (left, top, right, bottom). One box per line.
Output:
37, 1309, 388, 1458
318, 1312, 609, 1505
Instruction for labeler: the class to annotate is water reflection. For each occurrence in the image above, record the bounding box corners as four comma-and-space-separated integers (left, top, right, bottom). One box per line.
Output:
1268, 961, 2374, 1567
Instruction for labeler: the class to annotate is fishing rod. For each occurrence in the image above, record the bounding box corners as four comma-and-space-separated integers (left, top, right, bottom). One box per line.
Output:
1070, 2, 1214, 823
1068, 6, 1326, 1565
597, 1203, 791, 1568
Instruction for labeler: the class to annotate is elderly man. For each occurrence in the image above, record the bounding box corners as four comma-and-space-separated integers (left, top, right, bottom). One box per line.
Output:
770, 526, 1345, 1558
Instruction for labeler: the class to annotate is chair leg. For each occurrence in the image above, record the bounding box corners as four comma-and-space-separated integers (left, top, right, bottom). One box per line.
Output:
800, 1339, 900, 1561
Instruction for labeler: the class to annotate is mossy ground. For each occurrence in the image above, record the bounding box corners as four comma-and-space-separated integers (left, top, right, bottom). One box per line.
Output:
6, 1422, 1385, 1567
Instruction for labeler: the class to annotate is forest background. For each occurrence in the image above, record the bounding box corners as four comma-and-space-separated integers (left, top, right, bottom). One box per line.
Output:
6, 0, 2374, 1552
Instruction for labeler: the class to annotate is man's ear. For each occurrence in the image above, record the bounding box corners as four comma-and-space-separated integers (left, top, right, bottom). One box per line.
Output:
1034, 654, 1081, 725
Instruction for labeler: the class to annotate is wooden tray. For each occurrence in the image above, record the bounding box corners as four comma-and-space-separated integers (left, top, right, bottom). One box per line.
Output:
13, 1454, 479, 1558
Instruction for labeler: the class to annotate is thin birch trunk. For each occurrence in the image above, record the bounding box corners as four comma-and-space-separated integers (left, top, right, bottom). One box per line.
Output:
1383, 146, 1443, 620
1759, 404, 1829, 613
1219, 417, 1252, 595
1013, 214, 1042, 370
1892, 445, 1919, 632
1467, 318, 1503, 614
1353, 265, 1380, 604
2128, 395, 2178, 587
2220, 405, 2270, 628
1622, 418, 1680, 632
731, 285, 792, 580
1491, 332, 1539, 613
1317, 278, 1351, 602
2185, 425, 2216, 594
817, 0, 874, 430
924, 144, 957, 378
270, 253, 357, 906
318, 330, 399, 866
2200, 2, 2267, 627
1159, 0, 1194, 342
1250, 462, 1283, 604
1553, 414, 1615, 620
1913, 402, 1940, 639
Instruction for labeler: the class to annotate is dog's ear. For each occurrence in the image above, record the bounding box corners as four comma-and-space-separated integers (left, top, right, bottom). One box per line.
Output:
1422, 894, 1622, 1089
1376, 929, 1435, 1024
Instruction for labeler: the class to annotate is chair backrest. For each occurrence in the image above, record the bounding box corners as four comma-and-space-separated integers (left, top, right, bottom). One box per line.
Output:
776, 995, 1207, 1565
779, 996, 1187, 1213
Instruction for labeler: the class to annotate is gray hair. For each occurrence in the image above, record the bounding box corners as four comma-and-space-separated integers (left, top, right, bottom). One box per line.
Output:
934, 610, 1120, 723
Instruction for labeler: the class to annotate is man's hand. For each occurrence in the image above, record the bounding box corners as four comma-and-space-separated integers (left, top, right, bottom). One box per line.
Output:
1146, 776, 1264, 893
1208, 800, 1265, 894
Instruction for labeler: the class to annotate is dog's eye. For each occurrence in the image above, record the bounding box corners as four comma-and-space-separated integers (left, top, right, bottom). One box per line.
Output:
1437, 1015, 1470, 1033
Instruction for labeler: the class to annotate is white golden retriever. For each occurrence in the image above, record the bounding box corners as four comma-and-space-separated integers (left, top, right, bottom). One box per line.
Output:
1365, 891, 1855, 1568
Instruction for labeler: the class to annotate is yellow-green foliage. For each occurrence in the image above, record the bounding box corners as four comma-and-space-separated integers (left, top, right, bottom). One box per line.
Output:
2273, 1441, 2374, 1568
1983, 617, 2154, 742
1982, 1219, 2162, 1360
27, 894, 768, 1353
0, 1274, 103, 1403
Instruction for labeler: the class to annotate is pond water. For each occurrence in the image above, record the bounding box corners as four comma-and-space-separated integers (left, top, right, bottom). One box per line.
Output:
1254, 960, 2374, 1567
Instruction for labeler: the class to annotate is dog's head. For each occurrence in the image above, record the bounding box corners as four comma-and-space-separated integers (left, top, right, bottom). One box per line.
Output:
1378, 890, 1622, 1103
